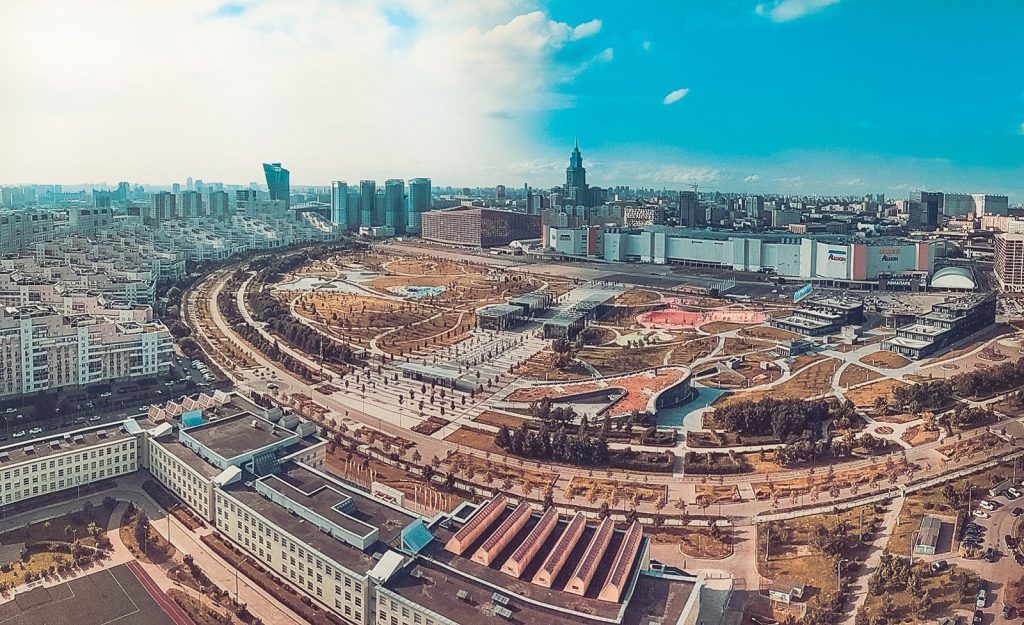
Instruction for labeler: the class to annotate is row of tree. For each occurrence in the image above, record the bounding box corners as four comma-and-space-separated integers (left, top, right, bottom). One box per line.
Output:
712, 398, 836, 440
495, 423, 611, 466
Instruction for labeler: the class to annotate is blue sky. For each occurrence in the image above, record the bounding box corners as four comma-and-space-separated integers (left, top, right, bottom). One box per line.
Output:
1, 0, 1021, 199
538, 0, 1024, 197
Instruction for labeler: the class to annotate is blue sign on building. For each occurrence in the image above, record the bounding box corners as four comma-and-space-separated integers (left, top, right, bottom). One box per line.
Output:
793, 284, 813, 303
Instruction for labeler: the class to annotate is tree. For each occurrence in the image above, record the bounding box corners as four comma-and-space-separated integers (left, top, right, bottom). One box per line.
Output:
133, 510, 150, 552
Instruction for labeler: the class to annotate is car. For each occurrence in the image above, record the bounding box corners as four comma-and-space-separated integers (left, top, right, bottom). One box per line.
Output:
99, 391, 112, 398
973, 609, 983, 625
974, 509, 991, 519
1010, 487, 1023, 499
966, 523, 983, 531
980, 500, 997, 511
11, 430, 25, 438
138, 406, 149, 412
88, 416, 101, 422
164, 381, 174, 387
1014, 507, 1024, 517
4, 407, 16, 413
27, 427, 42, 435
977, 589, 987, 608
930, 560, 949, 574
984, 547, 996, 561
1004, 605, 1017, 619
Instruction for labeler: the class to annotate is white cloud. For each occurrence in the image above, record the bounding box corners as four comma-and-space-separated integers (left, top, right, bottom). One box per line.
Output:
636, 165, 720, 185
663, 88, 690, 105
1019, 122, 1024, 135
756, 0, 840, 22
744, 174, 761, 183
570, 18, 602, 41
0, 0, 608, 185
641, 40, 652, 51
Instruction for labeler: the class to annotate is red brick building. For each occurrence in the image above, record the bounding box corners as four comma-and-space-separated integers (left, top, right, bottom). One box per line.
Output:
421, 206, 540, 247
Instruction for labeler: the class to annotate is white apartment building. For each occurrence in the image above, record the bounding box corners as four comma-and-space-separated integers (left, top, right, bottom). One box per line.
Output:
0, 425, 138, 506
0, 305, 172, 398
0, 209, 55, 252
995, 232, 1024, 293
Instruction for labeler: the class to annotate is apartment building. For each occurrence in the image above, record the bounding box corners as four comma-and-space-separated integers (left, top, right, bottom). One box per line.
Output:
0, 305, 172, 397
0, 423, 139, 506
995, 232, 1024, 293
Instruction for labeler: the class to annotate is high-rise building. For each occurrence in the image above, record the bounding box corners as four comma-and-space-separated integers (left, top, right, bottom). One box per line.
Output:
913, 191, 942, 228
263, 162, 291, 208
384, 179, 405, 234
151, 191, 176, 224
331, 181, 349, 229
359, 180, 376, 227
407, 178, 431, 234
172, 183, 181, 194
115, 182, 130, 203
564, 139, 591, 206
972, 194, 1009, 217
374, 190, 385, 227
995, 232, 1024, 293
679, 191, 703, 227
186, 176, 194, 192
943, 193, 973, 216
179, 190, 203, 219
208, 190, 230, 220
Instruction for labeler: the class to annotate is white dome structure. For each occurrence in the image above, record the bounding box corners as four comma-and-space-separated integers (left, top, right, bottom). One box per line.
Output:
930, 266, 975, 290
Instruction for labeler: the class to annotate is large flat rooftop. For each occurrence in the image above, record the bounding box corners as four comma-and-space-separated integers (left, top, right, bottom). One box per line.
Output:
222, 463, 416, 574
183, 414, 291, 460
0, 423, 134, 467
152, 436, 222, 479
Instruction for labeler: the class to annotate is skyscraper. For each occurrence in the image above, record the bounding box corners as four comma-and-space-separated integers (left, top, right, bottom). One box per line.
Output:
186, 176, 194, 192
407, 178, 431, 234
208, 190, 230, 220
564, 139, 589, 206
263, 162, 290, 208
384, 179, 405, 234
679, 191, 703, 227
359, 180, 376, 227
331, 181, 349, 229
150, 192, 176, 224
179, 190, 203, 219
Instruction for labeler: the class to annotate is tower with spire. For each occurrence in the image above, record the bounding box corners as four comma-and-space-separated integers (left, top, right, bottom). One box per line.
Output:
564, 138, 590, 206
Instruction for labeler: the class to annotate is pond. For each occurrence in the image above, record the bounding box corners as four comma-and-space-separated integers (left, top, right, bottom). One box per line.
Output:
656, 384, 725, 430
388, 285, 447, 299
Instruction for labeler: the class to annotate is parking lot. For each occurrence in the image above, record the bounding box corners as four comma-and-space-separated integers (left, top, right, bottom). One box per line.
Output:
0, 356, 221, 442
916, 479, 1024, 624
0, 563, 177, 625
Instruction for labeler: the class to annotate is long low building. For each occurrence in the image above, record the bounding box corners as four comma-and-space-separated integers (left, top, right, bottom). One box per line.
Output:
141, 395, 703, 625
422, 206, 541, 248
881, 292, 996, 359
543, 226, 937, 286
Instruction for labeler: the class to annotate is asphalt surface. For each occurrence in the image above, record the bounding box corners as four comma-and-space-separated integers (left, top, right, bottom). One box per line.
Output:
0, 356, 218, 444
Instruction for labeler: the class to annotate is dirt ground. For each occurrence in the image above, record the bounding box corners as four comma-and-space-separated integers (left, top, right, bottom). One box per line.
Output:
838, 364, 883, 388
715, 358, 839, 406
844, 378, 910, 408
859, 350, 912, 369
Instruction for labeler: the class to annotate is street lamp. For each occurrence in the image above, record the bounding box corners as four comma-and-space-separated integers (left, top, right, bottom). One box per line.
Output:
837, 558, 849, 593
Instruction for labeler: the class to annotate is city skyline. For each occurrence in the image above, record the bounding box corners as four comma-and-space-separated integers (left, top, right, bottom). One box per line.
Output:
2, 0, 1023, 199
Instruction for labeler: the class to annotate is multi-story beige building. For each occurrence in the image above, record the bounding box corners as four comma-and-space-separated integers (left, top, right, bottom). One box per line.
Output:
0, 424, 138, 506
0, 305, 172, 397
996, 232, 1024, 293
